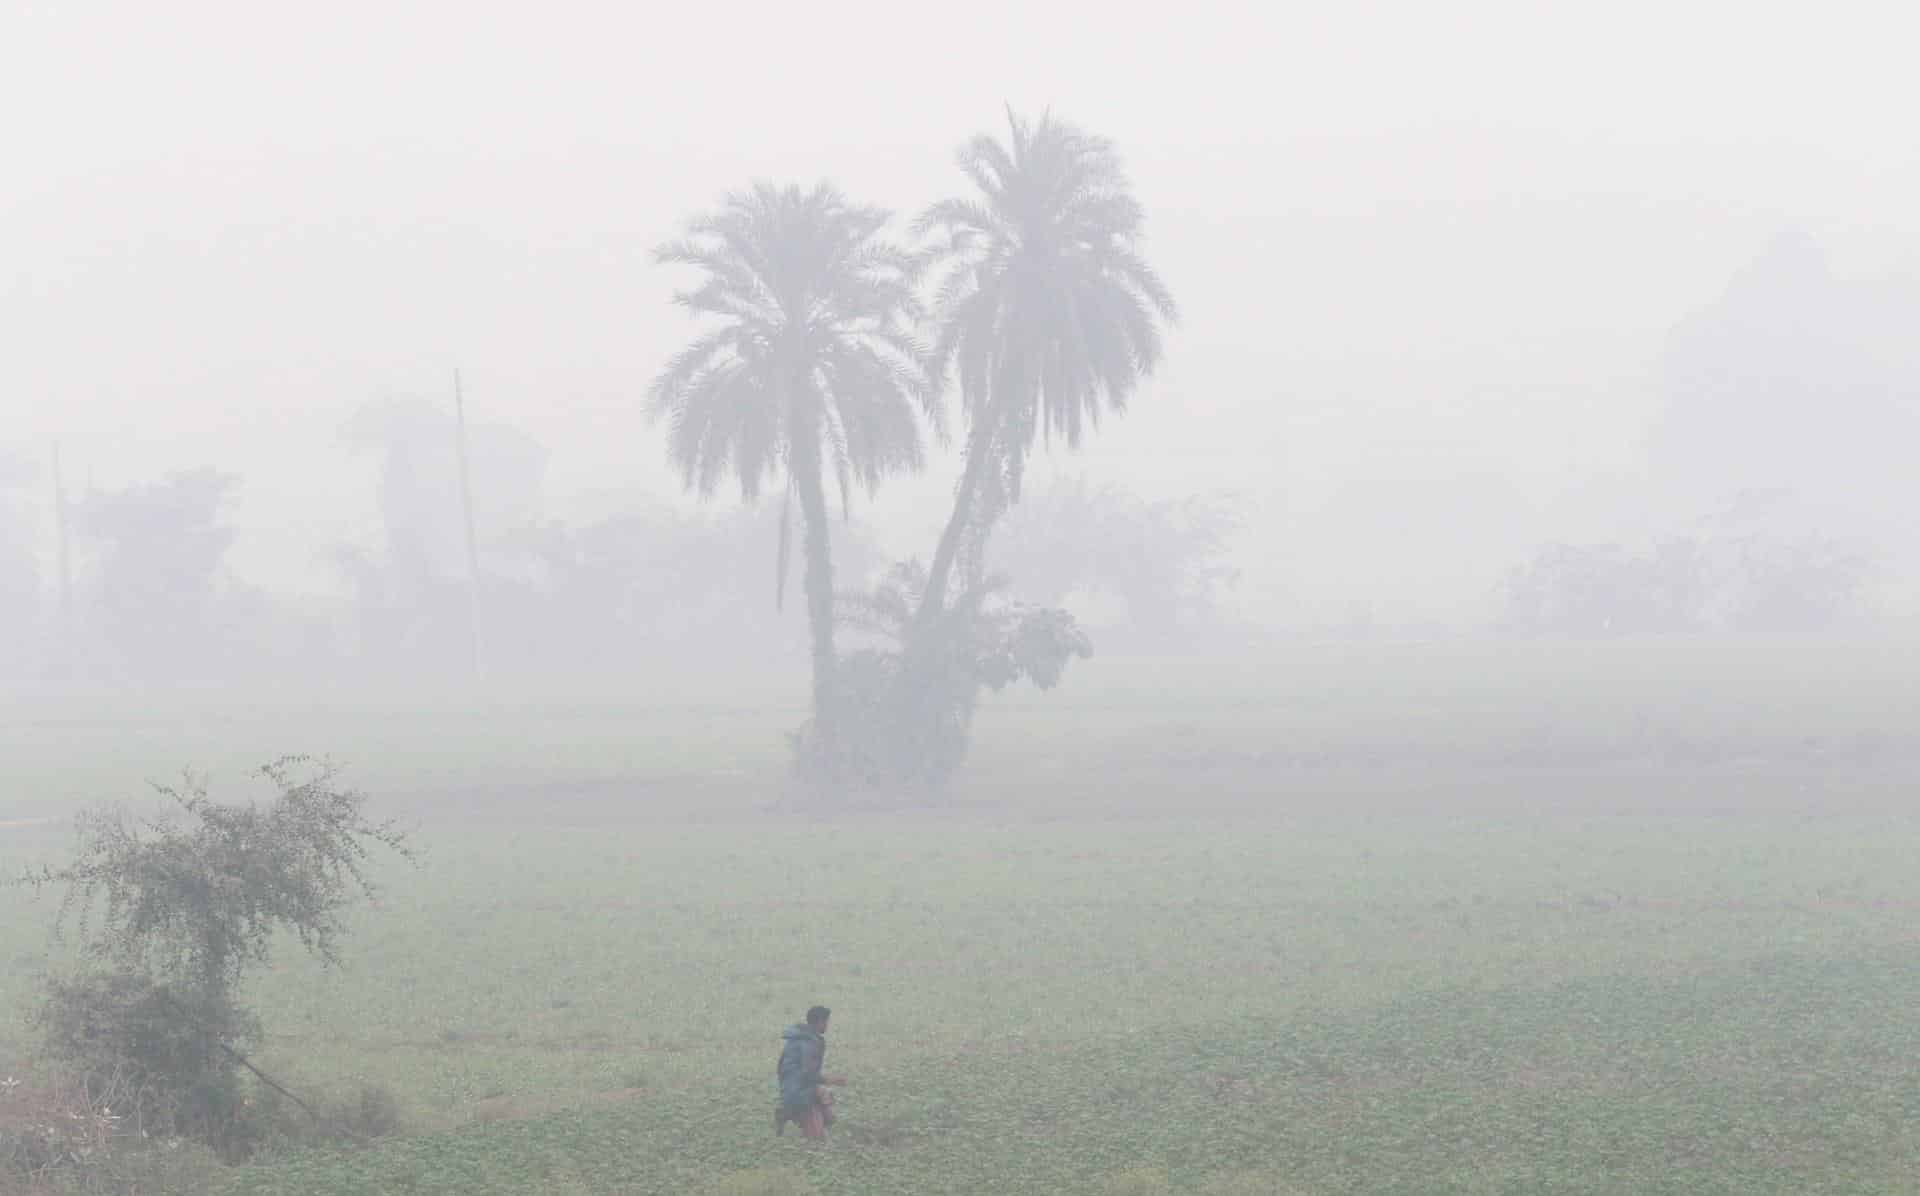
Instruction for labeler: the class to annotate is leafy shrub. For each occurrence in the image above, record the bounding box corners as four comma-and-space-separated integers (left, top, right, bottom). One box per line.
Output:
32, 969, 255, 1145
792, 560, 1091, 792
9, 757, 413, 1160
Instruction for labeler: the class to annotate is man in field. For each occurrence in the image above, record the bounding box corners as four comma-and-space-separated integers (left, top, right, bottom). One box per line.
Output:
775, 1005, 846, 1138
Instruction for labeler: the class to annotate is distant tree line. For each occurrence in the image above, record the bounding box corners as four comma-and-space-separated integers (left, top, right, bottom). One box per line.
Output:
1502, 530, 1876, 638
0, 465, 881, 688
0, 431, 1244, 695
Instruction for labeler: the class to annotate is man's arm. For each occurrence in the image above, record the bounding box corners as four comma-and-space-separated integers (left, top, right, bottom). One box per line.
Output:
815, 1041, 846, 1085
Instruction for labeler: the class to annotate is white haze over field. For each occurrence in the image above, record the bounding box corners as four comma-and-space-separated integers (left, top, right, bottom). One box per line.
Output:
4, 1, 1918, 646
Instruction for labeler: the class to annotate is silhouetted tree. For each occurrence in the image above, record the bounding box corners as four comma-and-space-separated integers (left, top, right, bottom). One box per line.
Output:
867, 111, 1173, 786
912, 110, 1177, 628
73, 469, 238, 680
649, 182, 935, 749
344, 397, 549, 583
339, 398, 548, 675
0, 450, 40, 677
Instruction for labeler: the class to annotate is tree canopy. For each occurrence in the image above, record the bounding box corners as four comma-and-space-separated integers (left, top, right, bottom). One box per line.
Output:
914, 109, 1177, 621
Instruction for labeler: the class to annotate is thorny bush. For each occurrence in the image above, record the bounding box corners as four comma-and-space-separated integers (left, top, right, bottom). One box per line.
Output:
8, 756, 414, 1159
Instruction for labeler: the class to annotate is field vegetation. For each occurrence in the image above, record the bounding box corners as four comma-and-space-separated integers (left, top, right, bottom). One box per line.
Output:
3, 642, 1916, 1193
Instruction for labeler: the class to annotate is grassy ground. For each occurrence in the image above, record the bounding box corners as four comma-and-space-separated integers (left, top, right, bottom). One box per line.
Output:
2, 645, 1917, 1192
6, 803, 1917, 1192
209, 814, 1915, 1194
4, 633, 1916, 811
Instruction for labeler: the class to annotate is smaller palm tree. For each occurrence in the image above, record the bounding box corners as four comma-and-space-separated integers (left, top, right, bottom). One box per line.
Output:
648, 182, 935, 742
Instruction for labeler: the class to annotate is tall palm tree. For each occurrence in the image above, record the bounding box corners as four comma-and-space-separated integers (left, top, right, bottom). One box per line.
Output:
649, 182, 935, 744
911, 109, 1177, 629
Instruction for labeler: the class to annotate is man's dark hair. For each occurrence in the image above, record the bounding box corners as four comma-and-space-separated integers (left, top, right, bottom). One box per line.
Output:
806, 1005, 831, 1028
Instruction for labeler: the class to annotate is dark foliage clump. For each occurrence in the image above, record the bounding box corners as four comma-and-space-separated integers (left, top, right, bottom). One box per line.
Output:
792, 561, 1091, 794
31, 969, 257, 1146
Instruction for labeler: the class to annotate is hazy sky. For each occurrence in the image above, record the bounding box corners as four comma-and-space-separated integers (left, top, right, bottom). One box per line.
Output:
6, 2, 1917, 614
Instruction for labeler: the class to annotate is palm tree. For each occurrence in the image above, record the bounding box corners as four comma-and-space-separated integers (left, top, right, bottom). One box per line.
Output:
649, 182, 935, 746
911, 108, 1177, 629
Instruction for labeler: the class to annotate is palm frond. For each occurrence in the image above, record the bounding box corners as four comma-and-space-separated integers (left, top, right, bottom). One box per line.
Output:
650, 178, 940, 606
914, 108, 1176, 502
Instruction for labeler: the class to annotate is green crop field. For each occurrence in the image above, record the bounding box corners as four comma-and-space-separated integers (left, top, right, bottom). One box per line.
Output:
3, 647, 1918, 1193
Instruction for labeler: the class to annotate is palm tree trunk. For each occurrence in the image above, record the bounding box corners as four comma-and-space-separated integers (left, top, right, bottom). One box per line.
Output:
915, 411, 1000, 631
792, 446, 838, 746
887, 410, 1000, 789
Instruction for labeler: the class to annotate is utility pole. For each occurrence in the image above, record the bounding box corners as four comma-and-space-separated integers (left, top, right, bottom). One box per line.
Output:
453, 369, 482, 681
51, 442, 73, 677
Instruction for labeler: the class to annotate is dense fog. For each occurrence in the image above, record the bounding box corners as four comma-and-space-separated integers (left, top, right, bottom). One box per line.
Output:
4, 4, 1916, 755
5, 10, 1920, 1192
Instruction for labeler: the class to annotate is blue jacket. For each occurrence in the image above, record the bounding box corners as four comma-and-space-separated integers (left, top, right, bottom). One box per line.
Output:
777, 1024, 825, 1107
